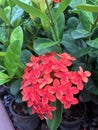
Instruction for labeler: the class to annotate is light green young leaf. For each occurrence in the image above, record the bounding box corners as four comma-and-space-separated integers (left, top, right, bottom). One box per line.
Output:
80, 11, 94, 31
77, 4, 98, 12
0, 7, 10, 24
10, 26, 23, 47
13, 0, 50, 27
56, 0, 72, 19
0, 72, 9, 85
4, 40, 22, 77
0, 0, 5, 6
0, 52, 6, 56
4, 6, 11, 21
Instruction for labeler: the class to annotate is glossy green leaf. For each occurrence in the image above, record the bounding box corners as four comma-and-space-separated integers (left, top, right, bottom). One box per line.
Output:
4, 6, 11, 22
87, 38, 98, 49
34, 45, 60, 55
13, 0, 50, 27
70, 0, 86, 8
4, 40, 22, 77
72, 47, 91, 58
56, 0, 72, 19
0, 52, 6, 56
61, 34, 81, 54
0, 72, 9, 85
7, 0, 15, 7
66, 17, 79, 29
77, 4, 98, 12
85, 78, 98, 95
46, 100, 63, 130
0, 26, 8, 44
21, 49, 32, 64
10, 79, 22, 96
15, 93, 22, 103
33, 38, 59, 51
71, 29, 90, 39
0, 7, 10, 24
10, 26, 23, 46
80, 11, 94, 31
0, 0, 5, 6
55, 13, 65, 39
11, 5, 24, 25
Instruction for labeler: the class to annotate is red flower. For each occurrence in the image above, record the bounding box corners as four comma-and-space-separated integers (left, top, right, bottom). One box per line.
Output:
54, 0, 60, 3
20, 52, 91, 120
38, 74, 53, 88
49, 79, 64, 99
78, 66, 91, 83
61, 96, 79, 109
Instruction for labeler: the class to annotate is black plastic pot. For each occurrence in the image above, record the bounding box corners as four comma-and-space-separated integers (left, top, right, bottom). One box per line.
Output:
59, 103, 86, 130
89, 101, 98, 115
10, 100, 40, 130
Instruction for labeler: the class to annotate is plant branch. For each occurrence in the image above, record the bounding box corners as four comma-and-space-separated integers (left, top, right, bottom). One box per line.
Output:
91, 17, 98, 32
45, 0, 58, 41
45, 0, 62, 53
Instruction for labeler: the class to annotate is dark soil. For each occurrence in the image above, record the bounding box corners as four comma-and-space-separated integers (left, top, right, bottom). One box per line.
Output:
1, 86, 98, 130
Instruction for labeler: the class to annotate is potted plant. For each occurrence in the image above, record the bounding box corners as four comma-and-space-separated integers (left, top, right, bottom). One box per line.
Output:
0, 0, 92, 130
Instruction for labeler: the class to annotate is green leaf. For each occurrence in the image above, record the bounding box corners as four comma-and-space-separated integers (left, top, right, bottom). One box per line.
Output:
11, 5, 24, 25
0, 0, 5, 6
87, 38, 98, 49
4, 6, 11, 22
0, 72, 9, 85
21, 49, 32, 64
56, 0, 72, 19
46, 100, 63, 130
55, 13, 65, 39
34, 45, 60, 55
71, 29, 90, 39
85, 78, 98, 95
0, 7, 10, 24
15, 93, 22, 103
66, 17, 79, 29
61, 34, 81, 54
13, 0, 50, 28
0, 26, 8, 44
70, 0, 86, 8
0, 52, 6, 56
33, 38, 59, 51
77, 4, 98, 12
10, 26, 23, 46
72, 47, 91, 57
10, 79, 22, 96
4, 40, 22, 77
80, 11, 94, 31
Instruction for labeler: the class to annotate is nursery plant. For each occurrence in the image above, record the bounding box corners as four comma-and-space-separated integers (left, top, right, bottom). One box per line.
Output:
1, 0, 98, 130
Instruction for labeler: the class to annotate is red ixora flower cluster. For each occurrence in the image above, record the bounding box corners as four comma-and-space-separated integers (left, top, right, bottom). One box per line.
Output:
20, 52, 91, 120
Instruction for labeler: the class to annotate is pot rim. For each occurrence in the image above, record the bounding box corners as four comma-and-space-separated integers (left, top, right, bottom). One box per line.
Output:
10, 99, 38, 119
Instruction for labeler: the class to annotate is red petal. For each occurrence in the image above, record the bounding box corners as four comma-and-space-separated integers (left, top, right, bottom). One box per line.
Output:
72, 98, 79, 105
66, 93, 73, 101
71, 87, 79, 94
64, 102, 71, 109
